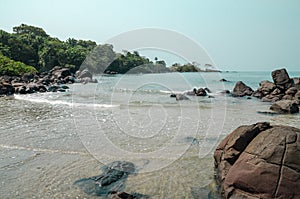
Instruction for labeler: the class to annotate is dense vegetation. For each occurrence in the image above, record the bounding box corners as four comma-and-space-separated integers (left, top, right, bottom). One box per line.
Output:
0, 24, 218, 75
0, 24, 97, 72
0, 54, 37, 76
103, 51, 169, 74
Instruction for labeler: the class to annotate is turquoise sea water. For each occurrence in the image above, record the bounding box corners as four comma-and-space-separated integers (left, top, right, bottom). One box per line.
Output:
0, 71, 300, 198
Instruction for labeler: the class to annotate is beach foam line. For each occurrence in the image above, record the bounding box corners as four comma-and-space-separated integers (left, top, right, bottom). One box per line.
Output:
0, 144, 89, 156
14, 94, 119, 108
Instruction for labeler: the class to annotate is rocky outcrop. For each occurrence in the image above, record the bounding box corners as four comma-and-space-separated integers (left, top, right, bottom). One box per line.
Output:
253, 69, 300, 102
270, 100, 299, 114
0, 67, 98, 97
214, 122, 300, 199
75, 69, 98, 83
171, 87, 211, 101
232, 81, 254, 97
184, 88, 208, 96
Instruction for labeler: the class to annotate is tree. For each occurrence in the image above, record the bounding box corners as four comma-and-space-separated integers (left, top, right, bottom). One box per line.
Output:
0, 54, 37, 76
13, 24, 49, 37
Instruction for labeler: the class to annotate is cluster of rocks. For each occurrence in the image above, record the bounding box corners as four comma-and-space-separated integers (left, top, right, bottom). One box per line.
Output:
253, 68, 300, 103
232, 68, 300, 114
170, 87, 212, 101
75, 69, 98, 84
0, 67, 97, 96
214, 122, 300, 199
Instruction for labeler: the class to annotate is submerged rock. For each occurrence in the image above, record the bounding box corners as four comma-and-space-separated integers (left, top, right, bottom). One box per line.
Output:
175, 94, 189, 101
214, 122, 300, 199
109, 191, 148, 199
74, 161, 147, 198
183, 136, 200, 145
219, 78, 229, 82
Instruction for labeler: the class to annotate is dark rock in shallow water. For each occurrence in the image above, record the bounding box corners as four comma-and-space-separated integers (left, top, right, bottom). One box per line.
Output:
74, 161, 147, 197
195, 88, 207, 96
270, 100, 299, 114
219, 78, 229, 82
232, 81, 254, 97
109, 191, 148, 199
47, 85, 60, 92
0, 82, 14, 96
175, 94, 189, 101
214, 122, 300, 199
219, 90, 230, 94
183, 136, 200, 145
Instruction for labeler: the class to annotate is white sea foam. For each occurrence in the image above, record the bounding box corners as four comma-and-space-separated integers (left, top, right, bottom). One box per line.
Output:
14, 94, 118, 108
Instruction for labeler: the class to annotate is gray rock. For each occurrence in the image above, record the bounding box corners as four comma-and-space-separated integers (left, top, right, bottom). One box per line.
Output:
175, 94, 189, 101
77, 69, 93, 79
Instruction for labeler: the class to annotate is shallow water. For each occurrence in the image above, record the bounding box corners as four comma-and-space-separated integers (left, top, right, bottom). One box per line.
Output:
0, 71, 300, 198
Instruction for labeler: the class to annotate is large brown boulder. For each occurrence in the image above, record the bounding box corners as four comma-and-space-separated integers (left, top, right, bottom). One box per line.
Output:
214, 122, 300, 199
271, 68, 292, 89
270, 100, 299, 114
232, 81, 254, 97
252, 80, 277, 99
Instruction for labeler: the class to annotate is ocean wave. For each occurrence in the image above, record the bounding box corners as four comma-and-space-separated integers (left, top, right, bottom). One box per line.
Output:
14, 94, 118, 108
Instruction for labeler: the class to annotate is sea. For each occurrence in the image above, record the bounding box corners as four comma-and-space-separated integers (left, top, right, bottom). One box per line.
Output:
1, 71, 300, 198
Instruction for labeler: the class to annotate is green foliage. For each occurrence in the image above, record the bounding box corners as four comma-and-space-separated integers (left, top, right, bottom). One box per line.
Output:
0, 24, 98, 72
170, 63, 200, 72
0, 54, 37, 76
0, 24, 172, 75
104, 51, 167, 74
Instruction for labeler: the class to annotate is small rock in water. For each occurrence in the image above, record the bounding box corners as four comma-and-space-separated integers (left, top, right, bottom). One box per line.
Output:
175, 94, 189, 101
183, 136, 200, 145
219, 78, 229, 82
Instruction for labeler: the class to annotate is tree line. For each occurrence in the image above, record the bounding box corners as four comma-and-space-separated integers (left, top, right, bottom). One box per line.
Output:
0, 24, 212, 76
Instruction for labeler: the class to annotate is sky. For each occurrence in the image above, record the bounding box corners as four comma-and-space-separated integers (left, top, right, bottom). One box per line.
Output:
0, 0, 300, 71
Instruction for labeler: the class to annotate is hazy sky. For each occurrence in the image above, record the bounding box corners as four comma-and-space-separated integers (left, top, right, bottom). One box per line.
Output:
1, 0, 299, 71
